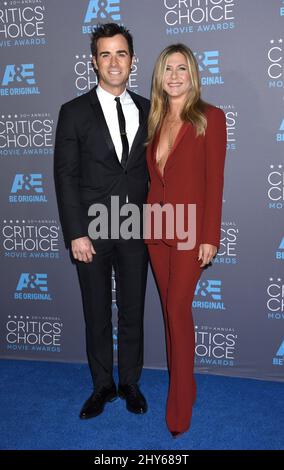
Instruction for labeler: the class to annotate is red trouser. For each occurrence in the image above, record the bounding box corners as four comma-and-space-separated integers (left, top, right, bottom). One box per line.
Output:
148, 242, 202, 433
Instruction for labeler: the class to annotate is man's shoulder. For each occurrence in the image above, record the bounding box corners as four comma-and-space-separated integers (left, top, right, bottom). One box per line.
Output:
128, 90, 150, 108
60, 89, 94, 112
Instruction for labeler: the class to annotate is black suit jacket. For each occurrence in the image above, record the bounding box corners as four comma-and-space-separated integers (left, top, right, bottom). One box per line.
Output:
54, 87, 150, 246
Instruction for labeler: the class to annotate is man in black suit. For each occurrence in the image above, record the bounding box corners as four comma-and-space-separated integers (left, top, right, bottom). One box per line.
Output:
54, 23, 149, 419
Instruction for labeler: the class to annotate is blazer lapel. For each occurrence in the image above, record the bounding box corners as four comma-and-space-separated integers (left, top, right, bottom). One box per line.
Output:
88, 87, 148, 168
164, 122, 192, 172
150, 122, 191, 179
88, 87, 120, 165
151, 127, 164, 182
127, 91, 148, 165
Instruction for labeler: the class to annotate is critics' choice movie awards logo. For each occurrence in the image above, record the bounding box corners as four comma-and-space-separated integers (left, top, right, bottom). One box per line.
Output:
195, 49, 224, 86
266, 277, 284, 320
163, 0, 235, 35
276, 237, 284, 261
220, 104, 237, 151
193, 279, 225, 310
0, 0, 46, 47
14, 272, 52, 301
0, 113, 53, 157
267, 164, 284, 209
1, 219, 60, 259
6, 314, 62, 353
194, 325, 237, 367
74, 54, 139, 95
82, 0, 121, 34
267, 39, 283, 89
9, 173, 47, 203
214, 221, 239, 265
273, 339, 284, 366
276, 118, 284, 142
0, 63, 40, 96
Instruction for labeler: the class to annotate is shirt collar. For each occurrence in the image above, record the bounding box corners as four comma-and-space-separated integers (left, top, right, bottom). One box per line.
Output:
97, 84, 128, 104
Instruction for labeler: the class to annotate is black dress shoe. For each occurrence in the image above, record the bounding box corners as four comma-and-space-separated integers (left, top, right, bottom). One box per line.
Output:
118, 384, 147, 414
79, 383, 117, 419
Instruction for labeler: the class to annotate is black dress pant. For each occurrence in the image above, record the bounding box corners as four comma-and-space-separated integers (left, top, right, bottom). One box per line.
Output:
76, 238, 148, 389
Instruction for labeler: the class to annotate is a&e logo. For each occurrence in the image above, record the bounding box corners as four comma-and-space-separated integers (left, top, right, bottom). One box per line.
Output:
276, 237, 284, 260
82, 1, 121, 34
272, 339, 284, 366
193, 279, 225, 310
276, 118, 284, 142
0, 64, 40, 96
9, 173, 47, 203
2, 64, 35, 86
14, 273, 52, 300
195, 50, 224, 86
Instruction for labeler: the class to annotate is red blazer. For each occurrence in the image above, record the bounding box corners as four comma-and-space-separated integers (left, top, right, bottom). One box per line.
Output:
145, 104, 227, 249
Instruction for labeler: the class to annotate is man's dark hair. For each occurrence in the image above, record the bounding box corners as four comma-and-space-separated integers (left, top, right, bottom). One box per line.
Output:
90, 23, 134, 58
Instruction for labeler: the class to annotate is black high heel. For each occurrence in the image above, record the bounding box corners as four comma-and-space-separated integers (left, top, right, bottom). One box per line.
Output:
171, 431, 182, 438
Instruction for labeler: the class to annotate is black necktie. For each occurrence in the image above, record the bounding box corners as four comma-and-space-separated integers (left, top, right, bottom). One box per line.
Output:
115, 96, 129, 168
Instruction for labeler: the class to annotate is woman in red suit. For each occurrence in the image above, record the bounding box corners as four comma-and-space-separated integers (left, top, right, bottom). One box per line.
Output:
145, 44, 227, 437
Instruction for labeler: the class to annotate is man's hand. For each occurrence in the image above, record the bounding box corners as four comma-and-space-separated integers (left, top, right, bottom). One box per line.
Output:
71, 236, 96, 263
198, 243, 217, 267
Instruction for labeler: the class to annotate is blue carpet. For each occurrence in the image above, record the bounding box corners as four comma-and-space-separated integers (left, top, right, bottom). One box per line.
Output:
0, 359, 283, 450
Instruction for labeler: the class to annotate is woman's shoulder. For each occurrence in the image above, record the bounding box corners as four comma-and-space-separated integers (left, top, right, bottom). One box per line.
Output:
203, 103, 225, 120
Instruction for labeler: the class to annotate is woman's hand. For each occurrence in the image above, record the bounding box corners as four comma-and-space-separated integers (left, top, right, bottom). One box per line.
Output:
198, 243, 217, 267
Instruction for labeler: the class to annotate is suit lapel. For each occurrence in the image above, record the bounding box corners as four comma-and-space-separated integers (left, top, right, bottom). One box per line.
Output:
165, 122, 191, 172
151, 127, 164, 182
88, 87, 148, 168
150, 122, 191, 179
127, 91, 148, 165
88, 87, 120, 163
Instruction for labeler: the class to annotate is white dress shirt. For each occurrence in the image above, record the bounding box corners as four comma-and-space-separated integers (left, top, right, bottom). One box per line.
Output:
96, 84, 139, 163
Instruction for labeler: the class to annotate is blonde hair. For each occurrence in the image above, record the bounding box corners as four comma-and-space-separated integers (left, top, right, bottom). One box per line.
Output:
148, 43, 207, 143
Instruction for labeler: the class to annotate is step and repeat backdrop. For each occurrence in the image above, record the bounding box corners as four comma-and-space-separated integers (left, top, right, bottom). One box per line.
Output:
0, 0, 283, 381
